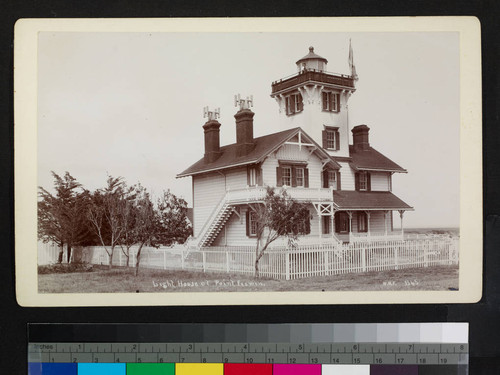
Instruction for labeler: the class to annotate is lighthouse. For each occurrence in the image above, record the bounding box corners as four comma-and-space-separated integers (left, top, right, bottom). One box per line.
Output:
270, 46, 357, 158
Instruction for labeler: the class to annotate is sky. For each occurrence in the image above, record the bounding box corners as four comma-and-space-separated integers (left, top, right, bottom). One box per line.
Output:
37, 32, 460, 228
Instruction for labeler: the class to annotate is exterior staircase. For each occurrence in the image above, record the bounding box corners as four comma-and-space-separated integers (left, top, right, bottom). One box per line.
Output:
198, 203, 234, 247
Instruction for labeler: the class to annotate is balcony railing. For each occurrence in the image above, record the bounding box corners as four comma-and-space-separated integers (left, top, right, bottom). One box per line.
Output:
271, 69, 355, 94
225, 186, 334, 204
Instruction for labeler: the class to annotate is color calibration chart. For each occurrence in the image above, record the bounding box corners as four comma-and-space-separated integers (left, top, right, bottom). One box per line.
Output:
28, 323, 468, 374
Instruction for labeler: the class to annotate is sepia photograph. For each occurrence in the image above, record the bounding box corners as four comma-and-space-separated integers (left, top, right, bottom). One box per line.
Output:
15, 18, 482, 305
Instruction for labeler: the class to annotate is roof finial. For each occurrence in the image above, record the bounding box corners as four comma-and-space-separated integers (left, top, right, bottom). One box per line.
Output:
309, 46, 314, 52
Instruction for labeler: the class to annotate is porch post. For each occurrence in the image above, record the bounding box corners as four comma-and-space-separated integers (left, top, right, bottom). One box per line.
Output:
399, 210, 405, 238
384, 210, 389, 237
365, 211, 371, 241
347, 211, 353, 243
331, 208, 335, 239
318, 207, 322, 244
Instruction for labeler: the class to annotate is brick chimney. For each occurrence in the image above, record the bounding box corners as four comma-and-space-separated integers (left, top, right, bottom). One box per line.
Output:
203, 119, 222, 163
234, 108, 255, 157
351, 124, 370, 151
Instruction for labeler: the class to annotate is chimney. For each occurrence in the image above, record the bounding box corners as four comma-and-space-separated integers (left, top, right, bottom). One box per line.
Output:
203, 119, 222, 163
234, 108, 255, 157
351, 124, 370, 151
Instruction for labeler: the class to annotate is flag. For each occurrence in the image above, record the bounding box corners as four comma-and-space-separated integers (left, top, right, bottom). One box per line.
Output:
348, 39, 358, 79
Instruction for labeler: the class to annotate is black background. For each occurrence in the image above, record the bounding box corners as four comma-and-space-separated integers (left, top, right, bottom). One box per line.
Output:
1, 1, 499, 374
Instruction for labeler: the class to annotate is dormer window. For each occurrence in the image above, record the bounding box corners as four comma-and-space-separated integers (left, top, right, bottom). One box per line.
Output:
285, 93, 303, 115
322, 91, 340, 112
322, 126, 340, 150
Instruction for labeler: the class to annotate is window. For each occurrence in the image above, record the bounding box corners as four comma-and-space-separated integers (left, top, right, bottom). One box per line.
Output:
323, 169, 340, 190
322, 216, 331, 234
247, 166, 261, 187
359, 173, 367, 191
335, 212, 350, 233
285, 93, 304, 115
356, 172, 370, 191
277, 165, 309, 187
328, 170, 337, 190
295, 168, 304, 187
247, 211, 258, 237
282, 166, 292, 186
357, 212, 368, 232
322, 127, 340, 150
322, 92, 340, 112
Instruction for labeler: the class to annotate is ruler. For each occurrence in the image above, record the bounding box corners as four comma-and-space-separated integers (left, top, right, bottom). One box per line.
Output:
28, 323, 469, 374
29, 342, 469, 365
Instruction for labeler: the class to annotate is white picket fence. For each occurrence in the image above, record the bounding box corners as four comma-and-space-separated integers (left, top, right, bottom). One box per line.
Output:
39, 237, 459, 280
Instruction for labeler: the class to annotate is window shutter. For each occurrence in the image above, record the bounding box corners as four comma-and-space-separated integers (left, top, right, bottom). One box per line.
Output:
304, 168, 309, 188
298, 95, 303, 111
246, 167, 251, 186
330, 93, 334, 111
367, 173, 371, 191
334, 213, 340, 232
355, 173, 360, 191
291, 167, 297, 187
335, 94, 340, 112
335, 130, 340, 150
322, 92, 328, 110
322, 130, 327, 148
276, 167, 282, 187
322, 169, 329, 188
257, 166, 263, 186
337, 171, 342, 190
246, 211, 250, 237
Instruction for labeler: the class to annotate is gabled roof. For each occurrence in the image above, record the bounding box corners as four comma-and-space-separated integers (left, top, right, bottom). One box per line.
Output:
349, 145, 407, 173
177, 127, 340, 178
333, 191, 413, 210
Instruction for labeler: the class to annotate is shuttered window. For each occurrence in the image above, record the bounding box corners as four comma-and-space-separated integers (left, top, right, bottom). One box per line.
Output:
355, 172, 371, 192
322, 91, 340, 112
322, 169, 340, 190
247, 165, 262, 187
246, 210, 258, 237
285, 93, 304, 115
357, 212, 368, 232
322, 127, 340, 150
277, 164, 309, 188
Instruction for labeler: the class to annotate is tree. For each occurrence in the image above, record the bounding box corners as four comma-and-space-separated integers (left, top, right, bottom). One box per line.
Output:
38, 172, 90, 263
128, 185, 157, 276
156, 190, 192, 246
87, 176, 130, 269
252, 187, 311, 277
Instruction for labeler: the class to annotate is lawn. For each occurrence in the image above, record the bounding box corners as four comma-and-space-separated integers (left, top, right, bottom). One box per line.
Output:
38, 265, 459, 293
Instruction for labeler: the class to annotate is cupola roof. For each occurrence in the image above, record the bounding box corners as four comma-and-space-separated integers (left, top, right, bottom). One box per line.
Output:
296, 46, 328, 65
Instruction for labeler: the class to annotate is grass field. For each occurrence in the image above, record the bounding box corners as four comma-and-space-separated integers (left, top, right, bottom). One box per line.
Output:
38, 265, 459, 293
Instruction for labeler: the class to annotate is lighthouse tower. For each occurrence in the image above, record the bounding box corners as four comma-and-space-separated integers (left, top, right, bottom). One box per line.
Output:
270, 46, 357, 157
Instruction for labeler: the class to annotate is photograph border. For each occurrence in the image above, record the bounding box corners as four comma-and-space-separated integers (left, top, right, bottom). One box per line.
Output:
14, 16, 482, 306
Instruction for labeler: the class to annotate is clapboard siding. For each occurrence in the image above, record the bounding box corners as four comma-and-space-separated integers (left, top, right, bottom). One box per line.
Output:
338, 161, 355, 191
370, 172, 390, 191
275, 143, 310, 161
193, 172, 225, 237
225, 168, 248, 190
